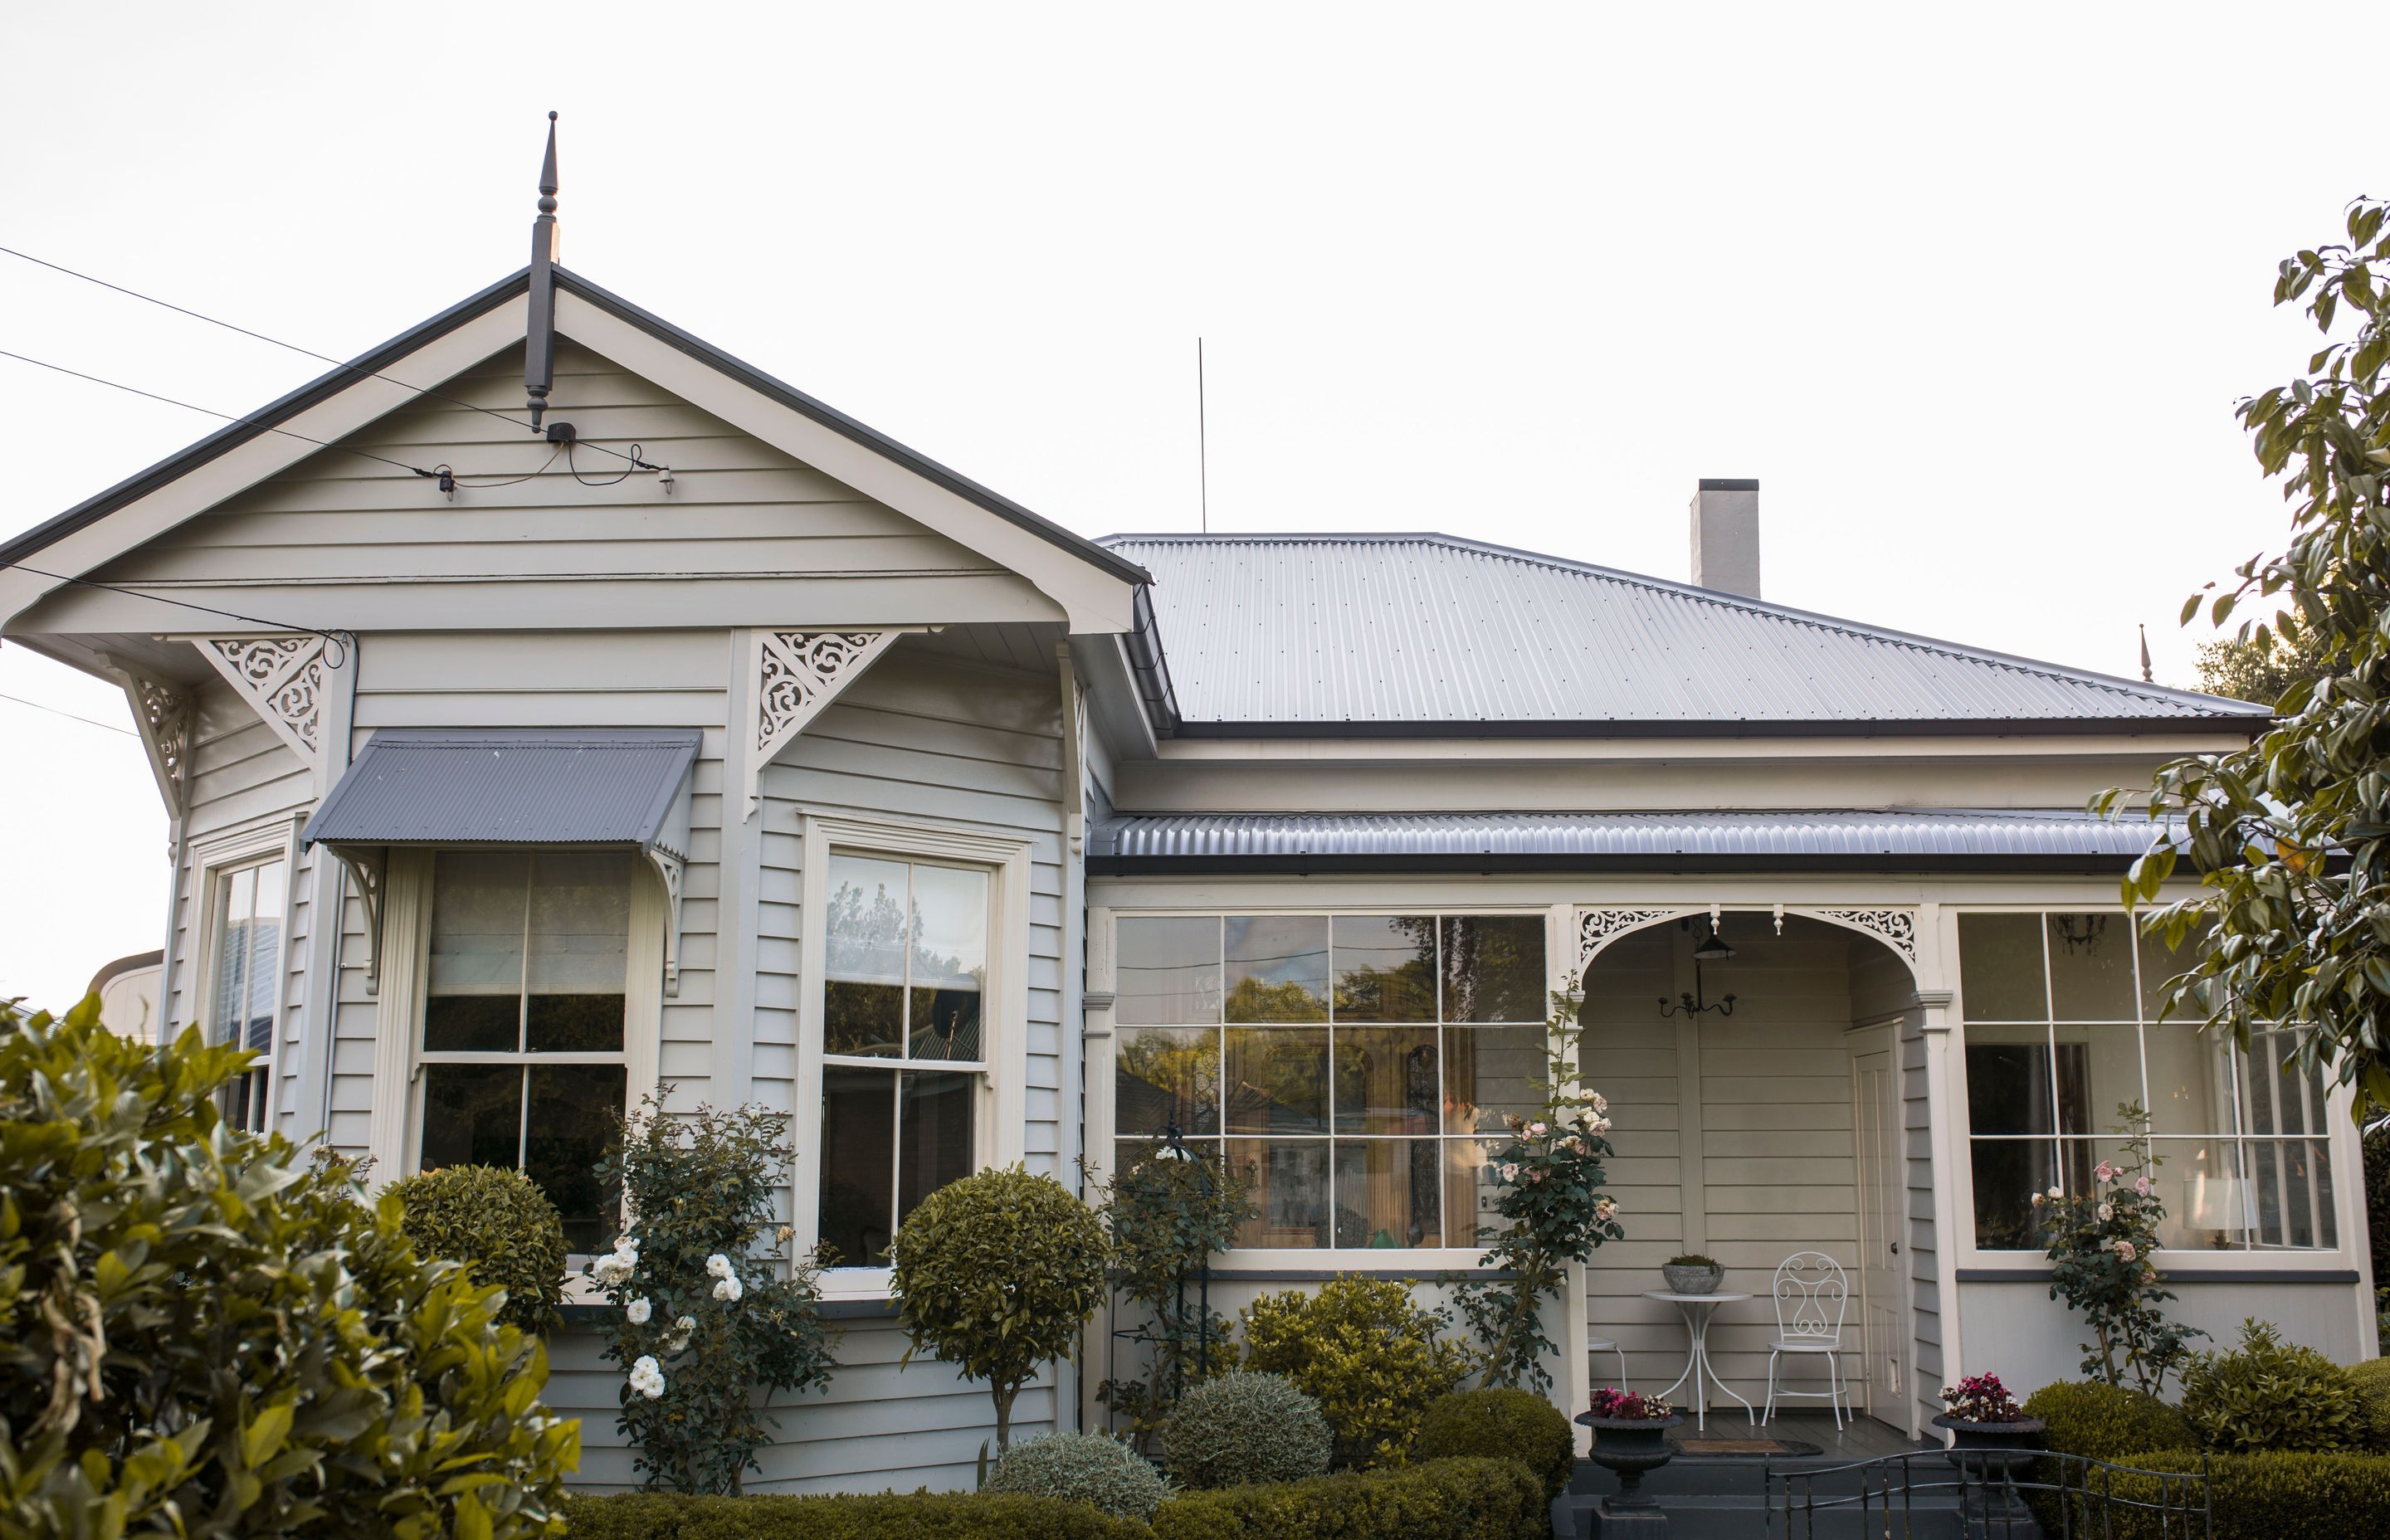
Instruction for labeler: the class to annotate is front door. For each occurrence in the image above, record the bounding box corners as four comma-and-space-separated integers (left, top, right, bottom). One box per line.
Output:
1852, 1049, 1905, 1421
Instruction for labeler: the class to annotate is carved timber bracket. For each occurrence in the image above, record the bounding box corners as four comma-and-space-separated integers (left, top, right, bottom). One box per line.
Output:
94, 655, 193, 817
197, 636, 329, 765
643, 846, 685, 997
1574, 904, 1920, 979
322, 846, 388, 995
744, 629, 904, 817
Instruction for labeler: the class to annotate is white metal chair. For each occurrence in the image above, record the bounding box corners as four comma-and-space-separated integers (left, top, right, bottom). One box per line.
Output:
1588, 1334, 1628, 1391
1760, 1251, 1852, 1428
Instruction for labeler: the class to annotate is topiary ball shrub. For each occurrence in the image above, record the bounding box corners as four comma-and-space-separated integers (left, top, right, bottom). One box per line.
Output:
1241, 1275, 1476, 1468
1415, 1386, 1575, 1502
891, 1163, 1109, 1450
2350, 1357, 2390, 1451
1163, 1370, 1334, 1489
2180, 1318, 2370, 1453
2024, 1379, 2197, 1461
985, 1430, 1173, 1522
0, 998, 577, 1540
389, 1162, 570, 1333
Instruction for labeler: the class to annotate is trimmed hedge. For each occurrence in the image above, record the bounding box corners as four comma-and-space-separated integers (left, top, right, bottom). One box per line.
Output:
2084, 1448, 2390, 1540
562, 1493, 1153, 1540
1415, 1389, 1576, 1503
1149, 1456, 1544, 1540
986, 1432, 1173, 1522
2352, 1356, 2390, 1450
2023, 1381, 2196, 1463
389, 1162, 570, 1333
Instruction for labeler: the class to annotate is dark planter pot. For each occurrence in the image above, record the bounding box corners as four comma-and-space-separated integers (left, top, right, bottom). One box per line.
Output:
1932, 1414, 2046, 1535
1577, 1412, 1685, 1517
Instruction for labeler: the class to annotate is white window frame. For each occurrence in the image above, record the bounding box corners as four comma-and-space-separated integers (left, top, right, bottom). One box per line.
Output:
1944, 903, 2368, 1274
795, 812, 1032, 1302
367, 846, 667, 1252
191, 817, 301, 1134
1087, 901, 1572, 1273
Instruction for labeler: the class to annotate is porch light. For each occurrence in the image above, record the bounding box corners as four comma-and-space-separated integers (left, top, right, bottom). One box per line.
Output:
1661, 923, 1738, 1017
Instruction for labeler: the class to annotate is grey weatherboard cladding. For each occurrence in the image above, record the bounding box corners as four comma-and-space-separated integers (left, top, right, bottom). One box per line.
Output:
300, 729, 700, 855
1089, 809, 2178, 874
1099, 534, 2271, 736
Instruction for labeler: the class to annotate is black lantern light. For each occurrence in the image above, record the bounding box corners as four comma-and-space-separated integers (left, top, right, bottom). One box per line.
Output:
1660, 919, 1738, 1018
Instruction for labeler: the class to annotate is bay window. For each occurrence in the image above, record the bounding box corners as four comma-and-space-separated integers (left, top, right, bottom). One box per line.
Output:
1113, 911, 1549, 1251
1958, 909, 2340, 1253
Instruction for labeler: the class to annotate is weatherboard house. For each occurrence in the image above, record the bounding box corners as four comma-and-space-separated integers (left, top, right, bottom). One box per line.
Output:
2, 154, 2373, 1491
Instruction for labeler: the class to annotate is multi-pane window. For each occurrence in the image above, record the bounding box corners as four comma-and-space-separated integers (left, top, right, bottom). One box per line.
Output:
209, 857, 285, 1133
1958, 911, 2338, 1251
417, 850, 632, 1252
816, 852, 990, 1270
1114, 913, 1548, 1250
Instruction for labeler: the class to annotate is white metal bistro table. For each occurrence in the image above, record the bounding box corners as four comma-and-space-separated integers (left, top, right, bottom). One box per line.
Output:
1641, 1289, 1756, 1432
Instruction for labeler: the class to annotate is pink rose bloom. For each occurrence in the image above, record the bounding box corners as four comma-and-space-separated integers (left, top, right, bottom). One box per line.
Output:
2113, 1240, 2136, 1263
1499, 1162, 1521, 1182
2134, 1175, 2152, 1197
1527, 1121, 1549, 1138
1527, 1167, 1547, 1183
2093, 1162, 2118, 1184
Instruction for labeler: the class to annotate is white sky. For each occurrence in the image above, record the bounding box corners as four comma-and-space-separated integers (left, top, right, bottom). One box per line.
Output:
2, 2, 2383, 1010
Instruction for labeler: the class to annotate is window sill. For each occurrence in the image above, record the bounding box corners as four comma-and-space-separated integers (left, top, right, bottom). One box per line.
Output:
1956, 1265, 2360, 1286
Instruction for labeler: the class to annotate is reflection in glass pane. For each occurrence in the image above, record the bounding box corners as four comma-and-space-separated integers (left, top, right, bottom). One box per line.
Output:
1229, 1139, 1329, 1248
819, 1066, 895, 1267
2247, 1138, 2336, 1250
1442, 1027, 1544, 1134
1225, 1026, 1329, 1133
1957, 914, 2047, 1021
909, 984, 982, 1061
525, 1062, 628, 1252
2137, 926, 2202, 1022
825, 855, 910, 984
1333, 1139, 1441, 1248
1440, 916, 1546, 1022
2054, 1023, 2139, 1136
1116, 1026, 1222, 1137
2046, 914, 2137, 1020
896, 1071, 976, 1226
1332, 1026, 1438, 1134
910, 865, 988, 1060
824, 982, 905, 1057
421, 1063, 523, 1175
1226, 916, 1329, 1021
1332, 916, 1436, 1021
1963, 1033, 2060, 1135
2144, 1022, 2238, 1139
1442, 1138, 1500, 1249
2153, 1138, 2248, 1250
427, 851, 529, 1051
1118, 917, 1222, 1025
1968, 1138, 2058, 1249
1115, 1136, 1218, 1182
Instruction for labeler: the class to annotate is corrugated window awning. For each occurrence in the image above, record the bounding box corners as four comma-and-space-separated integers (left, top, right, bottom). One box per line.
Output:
1090, 809, 2176, 874
300, 729, 701, 997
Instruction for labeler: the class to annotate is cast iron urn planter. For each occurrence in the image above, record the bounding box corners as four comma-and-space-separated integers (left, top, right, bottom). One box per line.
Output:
1658, 1263, 1723, 1294
1577, 1412, 1684, 1536
1931, 1414, 2046, 1536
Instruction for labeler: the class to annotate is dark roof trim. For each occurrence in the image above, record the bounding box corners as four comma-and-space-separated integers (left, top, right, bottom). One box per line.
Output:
0, 270, 534, 569
1120, 582, 1182, 736
1090, 851, 2146, 876
1165, 715, 2266, 741
1697, 477, 1758, 491
553, 268, 1150, 587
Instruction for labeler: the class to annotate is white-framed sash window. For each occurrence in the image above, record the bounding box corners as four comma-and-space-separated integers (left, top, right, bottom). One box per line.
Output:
195, 821, 299, 1134
794, 814, 1031, 1299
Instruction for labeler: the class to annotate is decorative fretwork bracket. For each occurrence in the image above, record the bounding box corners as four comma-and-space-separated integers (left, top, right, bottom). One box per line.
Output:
197, 635, 329, 765
94, 655, 193, 817
1805, 907, 1919, 966
1577, 907, 1699, 973
1575, 904, 1920, 977
744, 629, 904, 817
643, 846, 685, 997
322, 846, 388, 995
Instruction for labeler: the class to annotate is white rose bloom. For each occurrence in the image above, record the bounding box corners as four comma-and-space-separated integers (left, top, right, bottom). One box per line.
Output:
714, 1274, 744, 1303
2047, 1186, 2064, 1201
627, 1297, 652, 1325
2095, 1204, 2114, 1223
629, 1354, 666, 1400
705, 1253, 734, 1279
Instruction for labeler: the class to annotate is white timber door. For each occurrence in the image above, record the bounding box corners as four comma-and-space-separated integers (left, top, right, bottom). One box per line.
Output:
1852, 1049, 1905, 1421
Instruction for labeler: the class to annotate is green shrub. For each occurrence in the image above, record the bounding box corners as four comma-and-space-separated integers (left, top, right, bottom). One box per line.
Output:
1163, 1371, 1334, 1489
588, 1095, 836, 1494
2180, 1318, 2369, 1452
390, 1162, 570, 1333
1241, 1277, 1475, 1468
1415, 1388, 1574, 1503
985, 1431, 1173, 1521
0, 998, 577, 1540
2076, 1447, 2390, 1540
2352, 1356, 2390, 1450
560, 1490, 1155, 1540
1150, 1455, 1544, 1540
893, 1164, 1110, 1450
2024, 1380, 2196, 1461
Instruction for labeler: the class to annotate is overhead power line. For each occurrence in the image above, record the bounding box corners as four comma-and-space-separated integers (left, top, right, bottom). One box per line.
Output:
0, 689, 139, 737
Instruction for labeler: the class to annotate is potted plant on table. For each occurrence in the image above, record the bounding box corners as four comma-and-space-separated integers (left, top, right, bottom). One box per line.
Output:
1660, 1252, 1724, 1294
1576, 1387, 1682, 1521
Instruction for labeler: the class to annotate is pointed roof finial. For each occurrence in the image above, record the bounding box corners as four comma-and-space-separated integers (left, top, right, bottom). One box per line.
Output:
525, 111, 560, 430
2139, 622, 2153, 684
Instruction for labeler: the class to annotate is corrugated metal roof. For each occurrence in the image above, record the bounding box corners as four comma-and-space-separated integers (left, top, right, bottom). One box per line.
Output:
1091, 809, 2175, 871
301, 729, 700, 855
1097, 534, 2269, 731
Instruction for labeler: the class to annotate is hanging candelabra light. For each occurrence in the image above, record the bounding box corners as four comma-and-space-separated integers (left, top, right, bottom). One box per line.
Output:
1659, 920, 1738, 1018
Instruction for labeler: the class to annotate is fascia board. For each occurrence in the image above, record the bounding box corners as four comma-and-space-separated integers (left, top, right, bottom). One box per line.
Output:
552, 290, 1136, 635
0, 297, 530, 634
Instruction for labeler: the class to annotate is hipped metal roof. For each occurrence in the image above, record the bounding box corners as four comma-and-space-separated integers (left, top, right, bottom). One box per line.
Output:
1098, 534, 2271, 736
300, 729, 700, 855
1090, 809, 2177, 874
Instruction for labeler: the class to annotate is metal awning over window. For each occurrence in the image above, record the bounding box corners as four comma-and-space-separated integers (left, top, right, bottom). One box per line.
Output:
301, 729, 700, 996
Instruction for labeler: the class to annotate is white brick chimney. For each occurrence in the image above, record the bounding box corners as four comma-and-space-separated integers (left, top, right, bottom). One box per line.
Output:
1690, 478, 1760, 598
